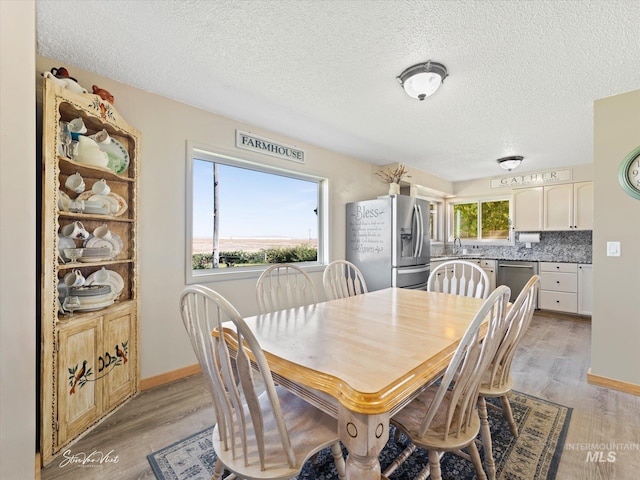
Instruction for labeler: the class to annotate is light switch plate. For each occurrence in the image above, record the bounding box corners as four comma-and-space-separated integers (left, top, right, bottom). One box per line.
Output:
607, 241, 621, 256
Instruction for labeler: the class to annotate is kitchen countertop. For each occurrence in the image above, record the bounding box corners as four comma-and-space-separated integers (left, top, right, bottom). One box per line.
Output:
430, 231, 593, 265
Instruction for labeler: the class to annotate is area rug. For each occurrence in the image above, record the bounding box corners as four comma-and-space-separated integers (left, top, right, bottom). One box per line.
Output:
148, 391, 571, 480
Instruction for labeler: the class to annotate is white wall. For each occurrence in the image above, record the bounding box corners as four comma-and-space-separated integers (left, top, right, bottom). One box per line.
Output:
592, 89, 640, 385
35, 56, 416, 379
0, 1, 37, 478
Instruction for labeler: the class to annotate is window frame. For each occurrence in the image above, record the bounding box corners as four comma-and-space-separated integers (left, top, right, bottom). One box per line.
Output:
185, 141, 328, 284
446, 195, 514, 246
409, 186, 445, 244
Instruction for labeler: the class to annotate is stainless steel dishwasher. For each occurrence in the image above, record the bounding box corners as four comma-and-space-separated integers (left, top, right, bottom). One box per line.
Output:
497, 260, 539, 304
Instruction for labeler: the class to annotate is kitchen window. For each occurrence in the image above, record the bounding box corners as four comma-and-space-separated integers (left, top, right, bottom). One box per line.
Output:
186, 143, 327, 283
430, 200, 443, 242
448, 198, 512, 244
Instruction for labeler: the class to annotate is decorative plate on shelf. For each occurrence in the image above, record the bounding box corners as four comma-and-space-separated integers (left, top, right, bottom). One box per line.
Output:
85, 269, 124, 295
84, 234, 122, 258
77, 191, 128, 216
101, 138, 130, 175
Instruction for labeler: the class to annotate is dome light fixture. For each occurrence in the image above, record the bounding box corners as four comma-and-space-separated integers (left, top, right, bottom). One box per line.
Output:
397, 60, 448, 101
497, 155, 524, 171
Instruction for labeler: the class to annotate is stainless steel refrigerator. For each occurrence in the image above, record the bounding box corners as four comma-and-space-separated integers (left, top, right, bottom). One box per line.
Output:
346, 195, 430, 291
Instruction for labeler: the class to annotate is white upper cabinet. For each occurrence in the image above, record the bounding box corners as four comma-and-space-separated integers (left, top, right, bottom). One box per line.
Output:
513, 187, 543, 231
544, 182, 593, 230
573, 182, 594, 230
544, 184, 573, 230
514, 182, 592, 232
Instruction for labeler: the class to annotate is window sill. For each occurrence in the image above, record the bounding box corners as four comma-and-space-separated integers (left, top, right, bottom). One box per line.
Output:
187, 263, 326, 284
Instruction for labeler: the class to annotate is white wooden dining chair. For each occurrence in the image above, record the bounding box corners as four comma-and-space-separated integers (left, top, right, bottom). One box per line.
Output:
428, 259, 491, 299
383, 285, 511, 480
256, 264, 318, 313
322, 260, 368, 300
180, 285, 346, 480
477, 274, 540, 480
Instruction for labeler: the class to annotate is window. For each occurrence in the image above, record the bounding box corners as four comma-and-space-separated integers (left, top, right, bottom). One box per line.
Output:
429, 200, 443, 242
186, 144, 326, 282
449, 198, 511, 243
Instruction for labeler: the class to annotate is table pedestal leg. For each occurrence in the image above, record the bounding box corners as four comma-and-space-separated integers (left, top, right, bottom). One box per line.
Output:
339, 407, 388, 480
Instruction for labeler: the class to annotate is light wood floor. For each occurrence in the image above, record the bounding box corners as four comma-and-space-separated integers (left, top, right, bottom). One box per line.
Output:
39, 311, 640, 480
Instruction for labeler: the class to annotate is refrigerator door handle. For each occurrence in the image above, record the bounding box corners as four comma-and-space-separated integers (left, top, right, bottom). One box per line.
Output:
416, 204, 424, 258
396, 265, 431, 275
412, 204, 421, 258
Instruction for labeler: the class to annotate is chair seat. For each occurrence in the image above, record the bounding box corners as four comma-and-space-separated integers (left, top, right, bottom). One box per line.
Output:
214, 386, 341, 479
478, 370, 514, 397
392, 387, 481, 452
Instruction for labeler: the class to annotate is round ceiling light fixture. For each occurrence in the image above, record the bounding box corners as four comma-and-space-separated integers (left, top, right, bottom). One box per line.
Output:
497, 155, 524, 171
397, 61, 448, 101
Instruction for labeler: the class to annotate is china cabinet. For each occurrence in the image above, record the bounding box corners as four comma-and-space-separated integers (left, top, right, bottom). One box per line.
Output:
38, 78, 140, 465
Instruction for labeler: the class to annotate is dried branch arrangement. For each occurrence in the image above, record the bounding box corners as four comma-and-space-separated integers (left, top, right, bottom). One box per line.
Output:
375, 163, 411, 184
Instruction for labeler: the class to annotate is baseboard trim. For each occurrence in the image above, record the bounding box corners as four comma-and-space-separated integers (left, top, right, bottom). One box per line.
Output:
587, 368, 640, 396
140, 364, 202, 391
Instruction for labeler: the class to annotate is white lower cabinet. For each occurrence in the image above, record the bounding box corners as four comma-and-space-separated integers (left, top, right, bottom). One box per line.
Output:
539, 262, 578, 313
578, 264, 593, 315
429, 258, 496, 293
475, 259, 497, 292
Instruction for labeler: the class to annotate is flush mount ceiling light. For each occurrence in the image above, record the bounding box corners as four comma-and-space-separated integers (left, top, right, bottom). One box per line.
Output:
497, 155, 524, 171
397, 61, 448, 101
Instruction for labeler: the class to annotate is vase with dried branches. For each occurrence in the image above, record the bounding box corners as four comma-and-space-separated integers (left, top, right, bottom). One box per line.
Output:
375, 163, 411, 195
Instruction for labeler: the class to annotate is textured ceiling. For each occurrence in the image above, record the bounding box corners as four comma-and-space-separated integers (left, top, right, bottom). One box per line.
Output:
36, 0, 640, 182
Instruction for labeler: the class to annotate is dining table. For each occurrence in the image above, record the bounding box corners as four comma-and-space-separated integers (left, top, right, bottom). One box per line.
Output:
219, 287, 488, 480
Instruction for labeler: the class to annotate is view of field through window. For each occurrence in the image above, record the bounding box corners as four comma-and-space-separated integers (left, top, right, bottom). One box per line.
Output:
192, 158, 319, 269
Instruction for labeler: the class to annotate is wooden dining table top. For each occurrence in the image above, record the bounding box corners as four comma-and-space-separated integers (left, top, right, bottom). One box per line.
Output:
221, 287, 488, 415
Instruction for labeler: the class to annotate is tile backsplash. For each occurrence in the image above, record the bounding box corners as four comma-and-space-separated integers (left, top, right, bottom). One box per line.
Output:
433, 230, 592, 264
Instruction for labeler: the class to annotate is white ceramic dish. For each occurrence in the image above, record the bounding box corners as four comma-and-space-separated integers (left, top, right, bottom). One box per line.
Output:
85, 269, 124, 295
58, 189, 72, 211
58, 234, 76, 261
83, 205, 110, 215
102, 138, 130, 175
77, 191, 128, 216
67, 298, 115, 312
78, 292, 116, 305
84, 238, 113, 251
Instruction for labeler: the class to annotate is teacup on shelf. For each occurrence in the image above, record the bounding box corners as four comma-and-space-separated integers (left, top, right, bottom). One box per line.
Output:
65, 172, 85, 193
61, 221, 90, 240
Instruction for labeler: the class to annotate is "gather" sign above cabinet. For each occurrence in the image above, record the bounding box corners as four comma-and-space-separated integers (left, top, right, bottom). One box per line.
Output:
512, 181, 593, 231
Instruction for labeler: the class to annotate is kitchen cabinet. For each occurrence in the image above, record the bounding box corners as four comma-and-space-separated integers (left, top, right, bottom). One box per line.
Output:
513, 187, 543, 231
543, 182, 593, 231
539, 262, 578, 313
578, 264, 593, 316
513, 182, 592, 231
472, 259, 497, 291
430, 258, 496, 292
39, 78, 140, 465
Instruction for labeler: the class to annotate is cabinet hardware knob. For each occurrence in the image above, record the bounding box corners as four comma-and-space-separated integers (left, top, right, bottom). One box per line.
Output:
556, 300, 560, 303
556, 281, 560, 284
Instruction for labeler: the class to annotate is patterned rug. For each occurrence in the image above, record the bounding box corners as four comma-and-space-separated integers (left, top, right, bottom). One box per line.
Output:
148, 391, 571, 480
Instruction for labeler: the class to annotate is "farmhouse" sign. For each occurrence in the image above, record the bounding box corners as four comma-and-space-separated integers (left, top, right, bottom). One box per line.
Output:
236, 130, 305, 163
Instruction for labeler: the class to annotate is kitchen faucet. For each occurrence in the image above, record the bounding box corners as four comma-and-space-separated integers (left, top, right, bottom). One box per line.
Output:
453, 237, 462, 253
